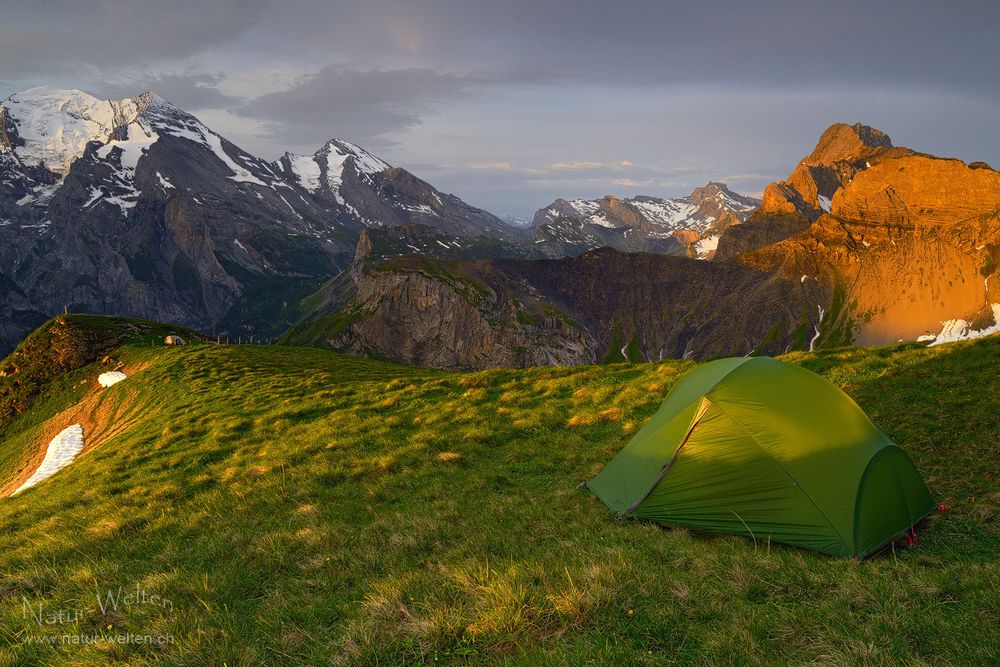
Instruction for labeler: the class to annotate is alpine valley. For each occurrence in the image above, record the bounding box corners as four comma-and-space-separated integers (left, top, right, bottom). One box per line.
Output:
285, 124, 1000, 367
2, 87, 999, 368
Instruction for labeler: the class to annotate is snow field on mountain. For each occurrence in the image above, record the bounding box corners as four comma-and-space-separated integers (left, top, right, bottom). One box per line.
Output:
3, 87, 121, 174
694, 235, 719, 257
287, 154, 322, 191
927, 303, 1000, 346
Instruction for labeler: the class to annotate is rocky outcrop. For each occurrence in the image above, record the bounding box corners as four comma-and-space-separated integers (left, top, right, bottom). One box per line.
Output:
718, 122, 915, 259
739, 144, 1000, 346
759, 123, 911, 219
804, 123, 893, 164
284, 243, 827, 369
714, 212, 813, 262
282, 253, 597, 368
831, 155, 1000, 227
341, 269, 596, 368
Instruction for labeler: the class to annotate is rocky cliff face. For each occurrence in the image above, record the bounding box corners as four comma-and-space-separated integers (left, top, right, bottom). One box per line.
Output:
716, 122, 913, 260
0, 274, 46, 351
282, 230, 596, 368
759, 122, 908, 218
284, 237, 826, 369
740, 151, 1000, 346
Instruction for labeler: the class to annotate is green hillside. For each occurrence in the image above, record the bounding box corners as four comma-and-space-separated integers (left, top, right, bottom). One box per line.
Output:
0, 316, 997, 664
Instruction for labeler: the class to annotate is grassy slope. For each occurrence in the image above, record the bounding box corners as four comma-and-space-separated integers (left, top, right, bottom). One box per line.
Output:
0, 332, 997, 665
0, 316, 201, 489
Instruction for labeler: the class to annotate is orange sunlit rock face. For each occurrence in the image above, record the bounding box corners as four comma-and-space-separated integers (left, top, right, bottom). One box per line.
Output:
739, 124, 1000, 345
832, 156, 1000, 226
758, 123, 916, 219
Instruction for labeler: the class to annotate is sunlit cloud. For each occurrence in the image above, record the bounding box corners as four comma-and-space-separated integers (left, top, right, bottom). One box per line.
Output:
718, 173, 778, 182
612, 178, 656, 187
468, 161, 516, 170
547, 161, 604, 171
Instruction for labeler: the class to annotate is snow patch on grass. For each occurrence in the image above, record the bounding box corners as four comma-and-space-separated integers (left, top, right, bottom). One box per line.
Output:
13, 424, 85, 494
98, 371, 127, 387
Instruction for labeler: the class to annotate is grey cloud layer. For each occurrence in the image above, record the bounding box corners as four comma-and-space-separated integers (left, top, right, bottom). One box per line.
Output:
0, 0, 267, 74
238, 67, 481, 149
100, 74, 239, 111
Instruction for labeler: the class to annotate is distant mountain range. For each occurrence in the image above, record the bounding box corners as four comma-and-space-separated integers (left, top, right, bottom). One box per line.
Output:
530, 183, 759, 258
286, 123, 1000, 367
0, 86, 756, 353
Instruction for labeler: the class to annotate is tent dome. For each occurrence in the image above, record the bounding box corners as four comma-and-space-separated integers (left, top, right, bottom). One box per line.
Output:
588, 357, 934, 558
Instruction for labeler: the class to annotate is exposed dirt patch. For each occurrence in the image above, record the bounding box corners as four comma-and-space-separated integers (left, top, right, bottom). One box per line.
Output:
1, 361, 151, 497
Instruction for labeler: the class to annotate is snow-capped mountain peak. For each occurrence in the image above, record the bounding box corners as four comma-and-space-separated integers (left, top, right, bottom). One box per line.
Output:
2, 87, 293, 214
687, 181, 758, 213
278, 139, 392, 197
532, 183, 759, 231
0, 86, 150, 176
325, 138, 390, 176
279, 138, 392, 204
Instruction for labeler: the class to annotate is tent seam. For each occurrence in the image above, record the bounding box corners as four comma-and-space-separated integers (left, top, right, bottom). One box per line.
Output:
854, 447, 936, 559
851, 445, 896, 557
704, 357, 759, 397
851, 452, 879, 556
709, 399, 851, 552
623, 397, 712, 516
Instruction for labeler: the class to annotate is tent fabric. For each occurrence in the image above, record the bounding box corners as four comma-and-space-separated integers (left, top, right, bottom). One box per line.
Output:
588, 356, 934, 558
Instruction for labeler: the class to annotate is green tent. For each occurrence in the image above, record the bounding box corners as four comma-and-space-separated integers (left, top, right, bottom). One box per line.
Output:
588, 357, 935, 558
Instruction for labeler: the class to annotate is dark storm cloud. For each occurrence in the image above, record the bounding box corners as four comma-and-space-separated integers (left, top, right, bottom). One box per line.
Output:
236, 65, 552, 149
0, 0, 267, 74
231, 0, 1000, 157
237, 66, 484, 148
254, 0, 1000, 92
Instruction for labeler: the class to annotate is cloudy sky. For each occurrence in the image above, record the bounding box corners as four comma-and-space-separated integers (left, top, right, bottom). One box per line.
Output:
2, 0, 998, 217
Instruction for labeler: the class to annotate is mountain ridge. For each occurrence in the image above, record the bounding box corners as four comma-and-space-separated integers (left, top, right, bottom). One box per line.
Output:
0, 86, 531, 353
5, 86, 997, 367
284, 122, 1000, 367
530, 182, 759, 259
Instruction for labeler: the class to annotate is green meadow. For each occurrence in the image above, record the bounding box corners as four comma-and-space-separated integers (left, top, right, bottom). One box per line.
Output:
0, 316, 997, 665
